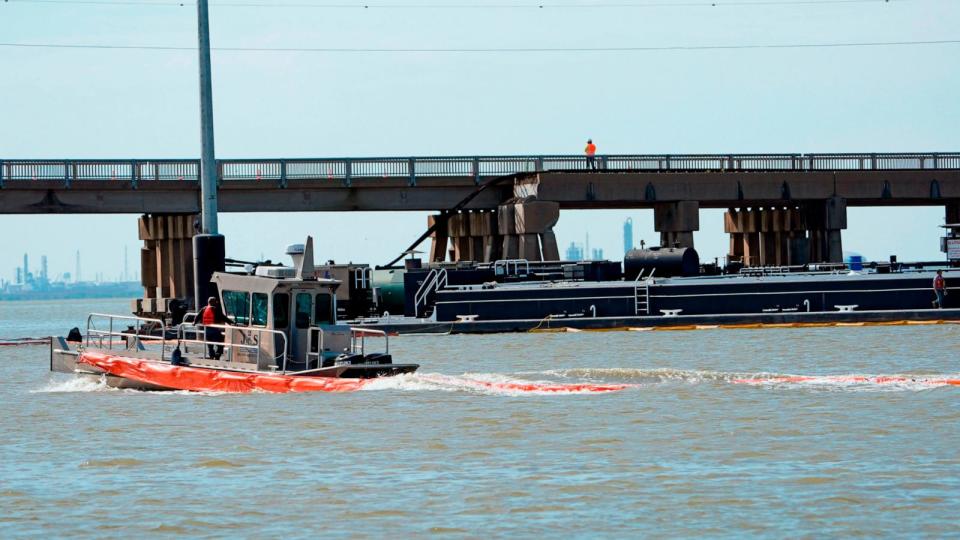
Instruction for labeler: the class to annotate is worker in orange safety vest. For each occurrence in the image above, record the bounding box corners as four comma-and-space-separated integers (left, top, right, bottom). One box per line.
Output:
585, 139, 597, 170
199, 296, 230, 359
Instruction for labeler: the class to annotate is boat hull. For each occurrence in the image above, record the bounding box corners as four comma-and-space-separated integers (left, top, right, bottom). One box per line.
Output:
76, 351, 411, 393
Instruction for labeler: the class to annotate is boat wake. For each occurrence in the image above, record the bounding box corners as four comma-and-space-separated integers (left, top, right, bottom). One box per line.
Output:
731, 374, 960, 390
545, 367, 960, 391
545, 367, 757, 384
33, 367, 960, 395
363, 372, 634, 395
31, 375, 116, 394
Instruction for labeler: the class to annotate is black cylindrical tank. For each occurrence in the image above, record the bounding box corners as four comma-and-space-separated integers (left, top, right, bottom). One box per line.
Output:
623, 247, 699, 279
193, 234, 226, 310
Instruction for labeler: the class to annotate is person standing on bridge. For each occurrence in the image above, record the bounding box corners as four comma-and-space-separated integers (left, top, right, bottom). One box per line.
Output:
933, 270, 947, 309
585, 139, 597, 170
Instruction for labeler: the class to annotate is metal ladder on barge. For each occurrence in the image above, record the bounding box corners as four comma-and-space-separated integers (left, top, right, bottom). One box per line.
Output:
413, 268, 448, 319
633, 269, 653, 316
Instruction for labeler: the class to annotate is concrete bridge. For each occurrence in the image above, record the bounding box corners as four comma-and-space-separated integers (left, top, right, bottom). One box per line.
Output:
2, 153, 959, 213
4, 152, 960, 314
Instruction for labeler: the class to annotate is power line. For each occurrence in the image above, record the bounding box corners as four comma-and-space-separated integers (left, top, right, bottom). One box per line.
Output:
0, 39, 958, 52
0, 0, 929, 8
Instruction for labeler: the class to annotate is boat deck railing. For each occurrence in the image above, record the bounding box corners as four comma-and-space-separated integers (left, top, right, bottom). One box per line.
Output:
85, 314, 290, 370
178, 323, 289, 372
306, 326, 390, 368
85, 313, 167, 358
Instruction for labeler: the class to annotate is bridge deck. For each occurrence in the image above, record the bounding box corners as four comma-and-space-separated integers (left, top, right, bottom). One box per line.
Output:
1, 153, 958, 213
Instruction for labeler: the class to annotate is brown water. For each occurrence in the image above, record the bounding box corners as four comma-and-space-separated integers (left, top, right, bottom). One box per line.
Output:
1, 298, 959, 537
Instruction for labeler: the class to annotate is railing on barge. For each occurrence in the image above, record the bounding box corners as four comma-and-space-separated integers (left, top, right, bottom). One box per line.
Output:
3, 152, 958, 187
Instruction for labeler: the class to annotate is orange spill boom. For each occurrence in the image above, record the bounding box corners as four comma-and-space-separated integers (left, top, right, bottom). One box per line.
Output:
78, 352, 634, 394
734, 375, 960, 387
79, 351, 368, 393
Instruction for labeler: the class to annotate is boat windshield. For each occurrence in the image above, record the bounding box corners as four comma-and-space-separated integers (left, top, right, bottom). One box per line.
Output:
251, 293, 269, 327
295, 293, 312, 329
315, 293, 334, 325
223, 290, 251, 325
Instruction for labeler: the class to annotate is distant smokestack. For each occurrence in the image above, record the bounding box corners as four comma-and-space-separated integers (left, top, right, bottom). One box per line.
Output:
23, 253, 28, 280
41, 255, 48, 283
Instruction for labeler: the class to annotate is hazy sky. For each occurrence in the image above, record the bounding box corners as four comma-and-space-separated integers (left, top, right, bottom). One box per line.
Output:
1, 0, 958, 282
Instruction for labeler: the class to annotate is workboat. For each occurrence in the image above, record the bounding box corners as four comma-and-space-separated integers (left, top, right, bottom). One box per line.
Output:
50, 237, 418, 392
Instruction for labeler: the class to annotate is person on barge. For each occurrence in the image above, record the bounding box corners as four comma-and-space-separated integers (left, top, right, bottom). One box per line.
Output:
933, 270, 947, 309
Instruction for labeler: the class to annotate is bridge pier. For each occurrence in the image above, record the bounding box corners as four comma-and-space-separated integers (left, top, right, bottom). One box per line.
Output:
429, 210, 503, 263
501, 200, 560, 262
726, 207, 803, 266
724, 198, 846, 267
805, 197, 846, 264
135, 213, 198, 318
430, 201, 559, 263
451, 211, 500, 262
654, 201, 700, 249
427, 214, 449, 263
473, 211, 502, 262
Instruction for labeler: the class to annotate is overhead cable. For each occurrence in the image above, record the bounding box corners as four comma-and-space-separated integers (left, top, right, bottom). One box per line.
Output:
0, 0, 925, 9
0, 39, 958, 52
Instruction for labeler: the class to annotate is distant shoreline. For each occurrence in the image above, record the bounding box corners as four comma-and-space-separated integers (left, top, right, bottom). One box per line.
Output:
0, 284, 141, 302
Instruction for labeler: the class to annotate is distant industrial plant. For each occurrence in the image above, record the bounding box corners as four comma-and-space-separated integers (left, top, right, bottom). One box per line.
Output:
1, 250, 140, 301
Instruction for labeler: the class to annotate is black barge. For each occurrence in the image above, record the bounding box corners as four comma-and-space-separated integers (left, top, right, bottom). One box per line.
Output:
330, 249, 959, 334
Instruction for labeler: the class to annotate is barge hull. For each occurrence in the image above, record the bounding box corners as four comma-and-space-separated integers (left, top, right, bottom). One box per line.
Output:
358, 308, 960, 335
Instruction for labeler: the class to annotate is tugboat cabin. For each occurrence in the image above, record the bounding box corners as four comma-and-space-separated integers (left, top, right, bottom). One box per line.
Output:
211, 267, 345, 371
196, 238, 411, 377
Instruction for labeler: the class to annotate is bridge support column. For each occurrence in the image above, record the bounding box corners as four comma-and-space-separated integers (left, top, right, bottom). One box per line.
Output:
470, 210, 501, 262
802, 197, 846, 264
654, 201, 699, 249
499, 204, 520, 260
432, 210, 503, 263
725, 207, 802, 267
498, 200, 560, 262
448, 213, 473, 262
135, 213, 197, 318
427, 214, 449, 263
724, 199, 845, 267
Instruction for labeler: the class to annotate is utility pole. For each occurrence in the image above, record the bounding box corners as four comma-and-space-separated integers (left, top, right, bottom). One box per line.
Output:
197, 0, 218, 235
192, 0, 226, 309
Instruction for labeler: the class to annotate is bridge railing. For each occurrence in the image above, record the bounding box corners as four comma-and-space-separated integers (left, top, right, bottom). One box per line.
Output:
2, 153, 958, 185
0, 159, 201, 184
